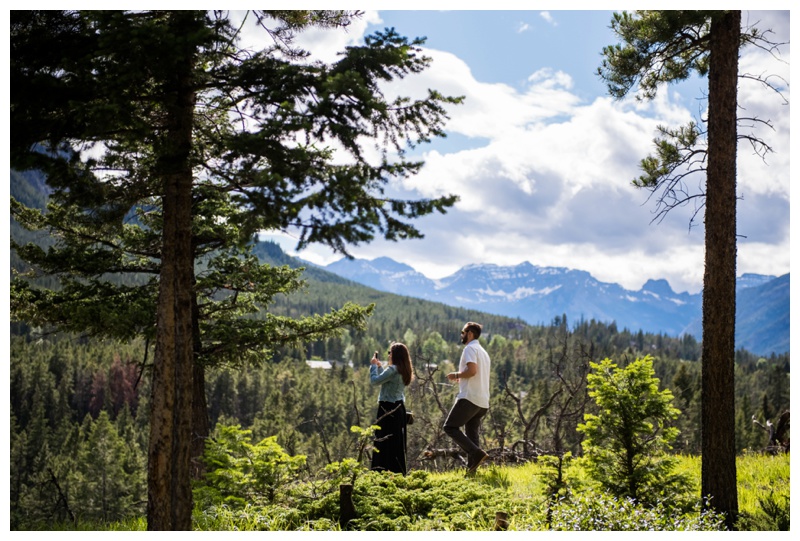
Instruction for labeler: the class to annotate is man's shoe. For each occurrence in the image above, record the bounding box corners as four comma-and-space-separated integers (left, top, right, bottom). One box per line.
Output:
466, 450, 488, 475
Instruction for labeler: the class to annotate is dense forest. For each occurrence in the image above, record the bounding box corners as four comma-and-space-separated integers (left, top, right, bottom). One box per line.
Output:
9, 251, 790, 527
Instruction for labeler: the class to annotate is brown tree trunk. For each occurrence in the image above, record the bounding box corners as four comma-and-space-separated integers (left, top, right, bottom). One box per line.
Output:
701, 9, 740, 529
147, 11, 200, 531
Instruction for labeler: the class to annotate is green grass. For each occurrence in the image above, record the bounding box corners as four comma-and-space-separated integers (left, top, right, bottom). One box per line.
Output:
45, 453, 789, 531
667, 453, 790, 521
736, 453, 790, 512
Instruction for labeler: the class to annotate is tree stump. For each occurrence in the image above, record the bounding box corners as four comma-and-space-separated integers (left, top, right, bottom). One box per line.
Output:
495, 511, 509, 530
339, 484, 356, 528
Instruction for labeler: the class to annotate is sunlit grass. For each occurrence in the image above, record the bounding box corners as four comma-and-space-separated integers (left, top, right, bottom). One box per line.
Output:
736, 452, 790, 516
669, 453, 790, 518
61, 453, 787, 531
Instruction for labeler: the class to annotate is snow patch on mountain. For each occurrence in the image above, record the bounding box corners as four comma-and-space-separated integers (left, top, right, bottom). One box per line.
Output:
475, 285, 562, 301
320, 256, 787, 354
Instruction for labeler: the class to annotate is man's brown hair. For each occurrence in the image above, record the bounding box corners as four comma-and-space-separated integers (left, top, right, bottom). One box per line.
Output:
465, 322, 482, 339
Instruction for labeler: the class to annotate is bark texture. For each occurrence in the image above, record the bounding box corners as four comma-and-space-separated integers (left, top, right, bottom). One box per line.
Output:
701, 9, 740, 528
147, 11, 200, 531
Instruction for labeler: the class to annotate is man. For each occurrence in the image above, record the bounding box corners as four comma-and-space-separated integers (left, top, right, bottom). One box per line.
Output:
444, 321, 490, 474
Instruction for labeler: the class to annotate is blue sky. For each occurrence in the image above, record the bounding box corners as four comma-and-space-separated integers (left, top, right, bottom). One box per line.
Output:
376, 10, 619, 99
0, 9, 791, 296
259, 8, 791, 295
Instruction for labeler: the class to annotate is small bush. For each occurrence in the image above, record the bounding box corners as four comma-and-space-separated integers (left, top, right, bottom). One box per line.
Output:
291, 468, 523, 530
197, 423, 307, 508
544, 491, 725, 531
578, 356, 690, 506
183, 433, 784, 531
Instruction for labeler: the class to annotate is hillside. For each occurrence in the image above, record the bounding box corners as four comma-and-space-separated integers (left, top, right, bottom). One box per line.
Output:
735, 273, 790, 354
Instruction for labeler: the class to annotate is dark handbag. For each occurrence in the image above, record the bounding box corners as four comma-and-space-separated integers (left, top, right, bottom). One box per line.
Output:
406, 411, 414, 425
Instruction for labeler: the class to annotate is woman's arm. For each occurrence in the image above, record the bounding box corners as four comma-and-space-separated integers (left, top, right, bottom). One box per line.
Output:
370, 364, 398, 385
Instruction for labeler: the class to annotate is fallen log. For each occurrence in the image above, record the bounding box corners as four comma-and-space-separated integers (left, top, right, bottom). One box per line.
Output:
421, 447, 467, 462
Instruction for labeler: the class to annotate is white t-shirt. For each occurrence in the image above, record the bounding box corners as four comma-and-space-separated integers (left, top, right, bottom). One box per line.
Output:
456, 339, 490, 409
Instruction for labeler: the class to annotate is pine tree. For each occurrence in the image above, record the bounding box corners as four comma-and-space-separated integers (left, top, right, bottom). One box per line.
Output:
577, 356, 688, 506
73, 411, 144, 522
11, 10, 461, 529
598, 10, 786, 525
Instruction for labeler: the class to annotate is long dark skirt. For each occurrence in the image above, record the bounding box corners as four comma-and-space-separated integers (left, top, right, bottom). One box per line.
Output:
371, 400, 407, 475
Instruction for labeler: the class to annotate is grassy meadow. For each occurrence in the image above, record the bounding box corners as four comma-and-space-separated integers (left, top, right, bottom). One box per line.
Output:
60, 452, 788, 531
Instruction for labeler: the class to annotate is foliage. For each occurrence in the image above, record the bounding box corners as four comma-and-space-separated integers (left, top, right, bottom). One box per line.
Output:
195, 424, 307, 507
600, 11, 712, 100
598, 10, 784, 223
736, 491, 790, 531
10, 9, 463, 347
189, 442, 727, 531
544, 491, 724, 531
536, 451, 574, 528
30, 439, 789, 531
577, 355, 690, 505
72, 411, 147, 521
11, 404, 147, 529
734, 452, 790, 531
11, 9, 463, 528
194, 438, 767, 532
349, 424, 381, 473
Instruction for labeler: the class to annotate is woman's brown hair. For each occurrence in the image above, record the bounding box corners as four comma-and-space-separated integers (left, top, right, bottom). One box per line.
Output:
389, 342, 414, 386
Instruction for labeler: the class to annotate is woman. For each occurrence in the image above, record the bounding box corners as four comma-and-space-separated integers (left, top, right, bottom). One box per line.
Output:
369, 342, 414, 475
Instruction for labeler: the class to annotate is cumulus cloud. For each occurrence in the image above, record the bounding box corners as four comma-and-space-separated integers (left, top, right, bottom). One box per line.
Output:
265, 10, 790, 295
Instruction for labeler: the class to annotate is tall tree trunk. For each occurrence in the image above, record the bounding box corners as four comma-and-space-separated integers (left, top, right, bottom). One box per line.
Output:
701, 9, 740, 529
147, 11, 200, 531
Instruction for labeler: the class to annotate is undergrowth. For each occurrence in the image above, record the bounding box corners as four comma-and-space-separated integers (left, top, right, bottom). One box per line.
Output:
43, 453, 788, 531
192, 461, 728, 531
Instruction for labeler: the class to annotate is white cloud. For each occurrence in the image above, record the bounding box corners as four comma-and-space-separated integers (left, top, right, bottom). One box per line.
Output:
293, 11, 383, 64
234, 10, 382, 65
264, 10, 791, 295
540, 12, 557, 27
735, 19, 791, 201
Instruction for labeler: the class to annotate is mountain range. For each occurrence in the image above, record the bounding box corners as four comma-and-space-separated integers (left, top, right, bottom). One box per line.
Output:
10, 165, 789, 357
319, 256, 789, 356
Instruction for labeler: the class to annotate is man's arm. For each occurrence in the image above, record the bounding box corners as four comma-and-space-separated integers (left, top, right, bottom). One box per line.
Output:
447, 361, 477, 381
